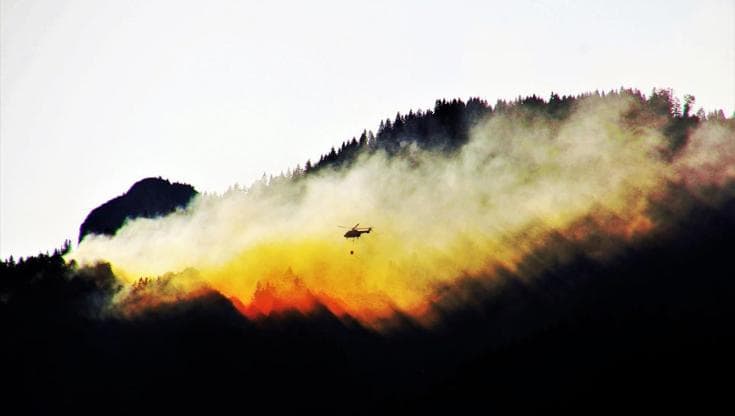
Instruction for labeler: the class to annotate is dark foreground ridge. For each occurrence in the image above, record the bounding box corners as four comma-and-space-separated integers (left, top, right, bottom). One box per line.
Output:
2, 187, 734, 414
78, 177, 197, 243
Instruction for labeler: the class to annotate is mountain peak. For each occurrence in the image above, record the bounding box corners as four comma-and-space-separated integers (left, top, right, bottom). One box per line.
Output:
78, 177, 197, 243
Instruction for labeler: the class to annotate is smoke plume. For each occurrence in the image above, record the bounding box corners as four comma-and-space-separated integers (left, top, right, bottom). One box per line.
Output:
68, 93, 735, 326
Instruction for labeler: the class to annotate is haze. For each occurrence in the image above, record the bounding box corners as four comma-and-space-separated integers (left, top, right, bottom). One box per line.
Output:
1, 0, 734, 259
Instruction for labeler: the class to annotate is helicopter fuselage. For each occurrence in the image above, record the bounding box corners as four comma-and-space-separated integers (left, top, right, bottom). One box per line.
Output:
344, 228, 371, 239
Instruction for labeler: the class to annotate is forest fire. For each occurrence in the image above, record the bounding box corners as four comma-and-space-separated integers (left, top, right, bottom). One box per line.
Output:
68, 92, 735, 328
6, 89, 735, 414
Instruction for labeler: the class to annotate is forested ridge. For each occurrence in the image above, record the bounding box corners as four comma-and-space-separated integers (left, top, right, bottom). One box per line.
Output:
2, 89, 734, 413
252, 88, 722, 186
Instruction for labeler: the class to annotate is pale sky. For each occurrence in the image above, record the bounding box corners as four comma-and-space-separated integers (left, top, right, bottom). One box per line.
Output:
1, 0, 734, 259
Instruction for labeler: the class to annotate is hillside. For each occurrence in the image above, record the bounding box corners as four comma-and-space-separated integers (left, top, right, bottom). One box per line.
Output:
3, 186, 734, 413
4, 89, 735, 413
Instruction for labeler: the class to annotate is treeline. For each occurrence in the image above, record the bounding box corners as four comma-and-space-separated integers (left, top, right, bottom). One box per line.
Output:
0, 239, 120, 325
237, 88, 731, 192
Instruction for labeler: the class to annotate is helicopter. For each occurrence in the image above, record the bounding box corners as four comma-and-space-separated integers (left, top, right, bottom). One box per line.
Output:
339, 223, 372, 239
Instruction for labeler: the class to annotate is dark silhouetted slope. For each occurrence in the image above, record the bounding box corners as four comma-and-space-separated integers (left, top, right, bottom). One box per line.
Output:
78, 177, 197, 242
5, 90, 734, 413
3, 183, 735, 414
